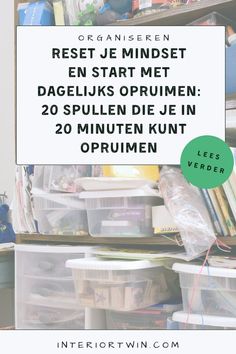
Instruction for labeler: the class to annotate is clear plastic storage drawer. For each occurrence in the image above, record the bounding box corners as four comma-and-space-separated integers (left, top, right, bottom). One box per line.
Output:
32, 165, 91, 193
17, 304, 85, 330
172, 311, 236, 330
15, 245, 94, 329
81, 189, 163, 237
66, 257, 178, 311
33, 193, 88, 235
173, 263, 236, 317
15, 245, 92, 277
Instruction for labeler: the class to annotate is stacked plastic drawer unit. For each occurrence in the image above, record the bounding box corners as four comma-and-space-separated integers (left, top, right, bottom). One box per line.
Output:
32, 166, 90, 235
15, 245, 93, 329
172, 263, 236, 329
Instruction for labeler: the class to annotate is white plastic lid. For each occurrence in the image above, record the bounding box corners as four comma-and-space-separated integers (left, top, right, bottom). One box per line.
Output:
77, 177, 157, 191
80, 187, 161, 199
172, 263, 236, 278
172, 311, 236, 328
32, 190, 85, 209
15, 244, 96, 254
66, 257, 163, 270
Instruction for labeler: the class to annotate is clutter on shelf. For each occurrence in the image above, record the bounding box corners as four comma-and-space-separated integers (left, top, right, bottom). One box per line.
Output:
18, 0, 233, 26
106, 302, 182, 329
13, 159, 236, 245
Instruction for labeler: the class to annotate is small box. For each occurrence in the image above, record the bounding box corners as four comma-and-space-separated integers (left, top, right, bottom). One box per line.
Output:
152, 205, 178, 234
110, 286, 124, 308
132, 0, 165, 14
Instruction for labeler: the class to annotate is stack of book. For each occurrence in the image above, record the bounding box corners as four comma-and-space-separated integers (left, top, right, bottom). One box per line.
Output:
201, 154, 236, 237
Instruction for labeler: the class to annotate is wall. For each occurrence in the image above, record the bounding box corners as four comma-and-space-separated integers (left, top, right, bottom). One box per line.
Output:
0, 0, 15, 328
0, 1, 15, 202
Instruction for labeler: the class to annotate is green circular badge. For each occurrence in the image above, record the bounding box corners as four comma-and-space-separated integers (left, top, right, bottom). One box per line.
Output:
181, 135, 234, 189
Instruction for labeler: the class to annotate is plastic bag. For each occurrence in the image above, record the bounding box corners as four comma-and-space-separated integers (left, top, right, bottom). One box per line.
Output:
159, 166, 216, 257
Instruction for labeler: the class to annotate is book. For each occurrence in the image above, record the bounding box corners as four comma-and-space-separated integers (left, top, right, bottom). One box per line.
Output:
94, 247, 205, 262
208, 188, 229, 236
222, 180, 236, 222
53, 0, 65, 25
229, 167, 236, 199
200, 189, 222, 235
214, 186, 236, 236
208, 256, 236, 269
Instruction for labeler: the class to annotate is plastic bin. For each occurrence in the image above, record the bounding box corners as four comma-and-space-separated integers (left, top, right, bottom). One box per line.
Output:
81, 189, 163, 237
15, 244, 93, 280
32, 165, 91, 193
172, 311, 236, 330
66, 257, 177, 311
15, 245, 94, 329
33, 192, 88, 235
173, 263, 236, 317
106, 303, 182, 329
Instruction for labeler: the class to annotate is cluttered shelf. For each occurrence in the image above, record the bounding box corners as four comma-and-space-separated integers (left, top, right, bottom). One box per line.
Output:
17, 0, 236, 26
16, 233, 236, 247
111, 0, 236, 26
